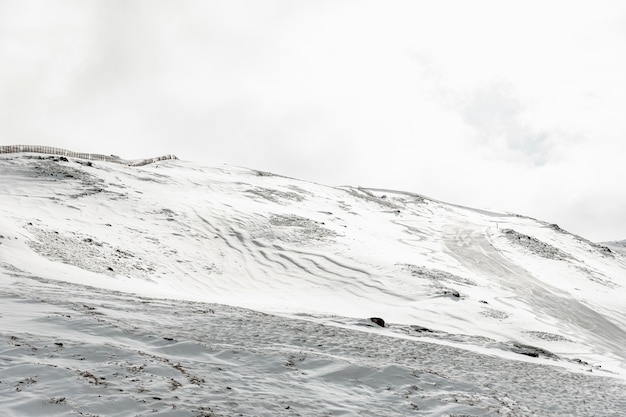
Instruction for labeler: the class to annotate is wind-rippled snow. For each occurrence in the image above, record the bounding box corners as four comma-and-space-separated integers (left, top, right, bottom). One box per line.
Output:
1, 154, 625, 416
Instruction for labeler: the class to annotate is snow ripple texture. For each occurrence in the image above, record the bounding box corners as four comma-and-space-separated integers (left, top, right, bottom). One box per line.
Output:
2, 274, 625, 417
1, 153, 626, 416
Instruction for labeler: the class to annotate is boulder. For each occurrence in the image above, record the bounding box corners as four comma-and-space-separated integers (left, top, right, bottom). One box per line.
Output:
369, 317, 385, 327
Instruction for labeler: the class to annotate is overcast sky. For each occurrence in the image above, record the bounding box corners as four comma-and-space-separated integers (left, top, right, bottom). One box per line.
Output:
1, 0, 625, 242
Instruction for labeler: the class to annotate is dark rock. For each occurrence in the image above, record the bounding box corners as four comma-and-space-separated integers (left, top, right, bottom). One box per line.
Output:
549, 223, 564, 232
369, 317, 385, 327
410, 325, 434, 333
442, 289, 460, 298
512, 343, 558, 359
599, 246, 612, 254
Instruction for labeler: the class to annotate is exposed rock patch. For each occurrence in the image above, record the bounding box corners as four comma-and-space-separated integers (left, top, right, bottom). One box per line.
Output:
501, 229, 572, 261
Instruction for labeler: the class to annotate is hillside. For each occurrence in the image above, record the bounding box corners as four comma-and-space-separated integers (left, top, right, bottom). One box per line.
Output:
603, 240, 626, 255
1, 152, 625, 416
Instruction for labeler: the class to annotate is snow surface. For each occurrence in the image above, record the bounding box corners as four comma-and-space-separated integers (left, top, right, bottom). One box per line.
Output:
1, 153, 625, 416
603, 240, 626, 256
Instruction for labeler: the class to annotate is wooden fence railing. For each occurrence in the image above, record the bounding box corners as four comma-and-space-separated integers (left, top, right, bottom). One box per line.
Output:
0, 145, 177, 166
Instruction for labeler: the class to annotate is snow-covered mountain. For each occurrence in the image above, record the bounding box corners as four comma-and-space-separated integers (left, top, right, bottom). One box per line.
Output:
603, 240, 626, 255
1, 152, 625, 416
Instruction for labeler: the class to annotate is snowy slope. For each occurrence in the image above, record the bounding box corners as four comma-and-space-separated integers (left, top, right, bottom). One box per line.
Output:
1, 153, 625, 416
603, 240, 626, 255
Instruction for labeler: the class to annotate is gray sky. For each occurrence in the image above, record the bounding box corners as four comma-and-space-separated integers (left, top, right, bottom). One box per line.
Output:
1, 0, 626, 242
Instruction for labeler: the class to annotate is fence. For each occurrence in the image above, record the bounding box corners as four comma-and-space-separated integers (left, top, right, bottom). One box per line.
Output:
0, 145, 177, 167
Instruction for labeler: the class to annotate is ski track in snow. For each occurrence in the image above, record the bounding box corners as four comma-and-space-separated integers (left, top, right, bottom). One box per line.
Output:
1, 154, 626, 416
444, 223, 626, 365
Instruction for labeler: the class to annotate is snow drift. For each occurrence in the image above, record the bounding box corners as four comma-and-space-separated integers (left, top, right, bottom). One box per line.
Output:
1, 151, 625, 416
